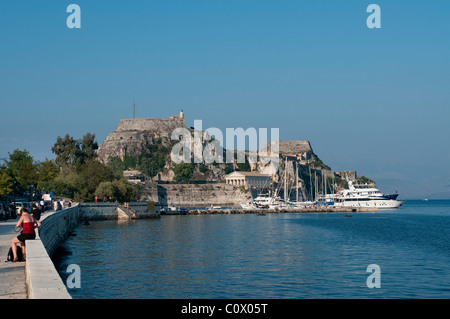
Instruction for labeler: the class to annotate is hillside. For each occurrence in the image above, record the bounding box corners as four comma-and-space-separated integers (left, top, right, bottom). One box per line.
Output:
97, 116, 367, 202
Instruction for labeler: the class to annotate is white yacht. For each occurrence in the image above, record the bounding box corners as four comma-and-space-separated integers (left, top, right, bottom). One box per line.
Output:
334, 181, 403, 209
241, 193, 273, 209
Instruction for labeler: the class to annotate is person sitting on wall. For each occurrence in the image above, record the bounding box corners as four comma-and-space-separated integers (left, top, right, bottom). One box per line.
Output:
11, 208, 41, 262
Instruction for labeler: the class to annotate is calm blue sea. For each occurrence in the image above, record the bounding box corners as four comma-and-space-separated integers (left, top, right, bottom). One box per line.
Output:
53, 200, 450, 299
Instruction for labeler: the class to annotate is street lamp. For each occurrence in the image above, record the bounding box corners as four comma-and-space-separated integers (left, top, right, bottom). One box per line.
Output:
13, 178, 17, 204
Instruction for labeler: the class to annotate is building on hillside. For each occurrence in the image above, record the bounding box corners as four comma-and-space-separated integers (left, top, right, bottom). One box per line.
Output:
225, 171, 272, 190
123, 169, 145, 184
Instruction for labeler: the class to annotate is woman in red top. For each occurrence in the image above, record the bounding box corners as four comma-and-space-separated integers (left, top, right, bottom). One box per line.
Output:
11, 208, 41, 262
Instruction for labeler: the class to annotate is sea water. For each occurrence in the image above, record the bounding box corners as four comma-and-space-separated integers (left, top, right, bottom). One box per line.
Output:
53, 200, 450, 299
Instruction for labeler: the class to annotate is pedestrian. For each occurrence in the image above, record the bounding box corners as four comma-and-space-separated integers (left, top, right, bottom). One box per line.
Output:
11, 208, 41, 262
31, 204, 41, 221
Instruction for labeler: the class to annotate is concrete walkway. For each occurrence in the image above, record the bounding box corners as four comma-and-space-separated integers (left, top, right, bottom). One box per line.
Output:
0, 210, 54, 299
0, 218, 27, 299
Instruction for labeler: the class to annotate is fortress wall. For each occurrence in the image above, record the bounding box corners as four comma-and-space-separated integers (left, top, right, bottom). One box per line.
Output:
97, 116, 186, 163
115, 117, 186, 133
141, 183, 253, 208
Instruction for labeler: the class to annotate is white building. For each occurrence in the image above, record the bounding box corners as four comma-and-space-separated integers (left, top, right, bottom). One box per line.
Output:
225, 171, 272, 190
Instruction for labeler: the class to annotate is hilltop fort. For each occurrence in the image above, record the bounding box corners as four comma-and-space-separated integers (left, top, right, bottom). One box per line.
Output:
97, 111, 186, 164
96, 111, 365, 207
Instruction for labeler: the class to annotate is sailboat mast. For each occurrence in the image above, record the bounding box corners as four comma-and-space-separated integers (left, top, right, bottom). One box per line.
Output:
296, 161, 299, 202
314, 172, 317, 201
284, 157, 287, 202
309, 166, 312, 202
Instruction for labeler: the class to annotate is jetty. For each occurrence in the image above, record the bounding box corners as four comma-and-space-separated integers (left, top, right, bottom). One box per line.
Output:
163, 206, 378, 215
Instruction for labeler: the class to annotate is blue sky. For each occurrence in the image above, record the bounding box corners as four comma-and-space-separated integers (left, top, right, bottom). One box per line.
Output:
1, 1, 449, 199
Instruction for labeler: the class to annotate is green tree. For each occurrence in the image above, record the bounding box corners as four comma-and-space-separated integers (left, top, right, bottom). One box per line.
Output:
75, 159, 115, 201
236, 154, 251, 172
52, 133, 98, 168
138, 142, 170, 178
107, 157, 125, 178
173, 163, 194, 183
0, 168, 13, 196
80, 132, 98, 161
36, 159, 59, 191
224, 165, 232, 175
112, 179, 137, 202
122, 154, 137, 170
94, 181, 116, 202
94, 179, 137, 203
51, 134, 79, 168
5, 149, 38, 192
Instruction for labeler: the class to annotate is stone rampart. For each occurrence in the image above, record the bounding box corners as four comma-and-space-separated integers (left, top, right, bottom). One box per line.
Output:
141, 183, 253, 208
97, 116, 186, 164
115, 117, 186, 133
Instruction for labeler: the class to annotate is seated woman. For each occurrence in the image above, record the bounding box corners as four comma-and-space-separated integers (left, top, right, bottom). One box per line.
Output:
11, 208, 41, 262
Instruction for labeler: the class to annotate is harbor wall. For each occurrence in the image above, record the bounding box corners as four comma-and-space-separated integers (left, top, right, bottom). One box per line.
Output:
26, 202, 158, 299
78, 202, 159, 220
26, 205, 79, 299
141, 183, 253, 208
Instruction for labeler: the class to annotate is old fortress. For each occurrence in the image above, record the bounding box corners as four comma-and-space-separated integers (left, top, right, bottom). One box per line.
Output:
96, 111, 358, 207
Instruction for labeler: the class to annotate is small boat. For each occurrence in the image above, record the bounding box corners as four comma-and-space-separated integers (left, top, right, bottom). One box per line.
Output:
257, 212, 266, 216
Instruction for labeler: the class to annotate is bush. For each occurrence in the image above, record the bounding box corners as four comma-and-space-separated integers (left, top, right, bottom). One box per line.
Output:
173, 163, 194, 183
147, 201, 155, 211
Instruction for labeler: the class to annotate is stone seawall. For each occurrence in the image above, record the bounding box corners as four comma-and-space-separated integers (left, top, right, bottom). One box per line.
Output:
26, 206, 79, 299
26, 202, 158, 299
142, 183, 253, 208
38, 206, 80, 257
79, 202, 159, 220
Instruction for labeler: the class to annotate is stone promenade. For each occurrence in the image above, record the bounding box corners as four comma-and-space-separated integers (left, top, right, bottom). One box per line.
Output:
0, 218, 27, 299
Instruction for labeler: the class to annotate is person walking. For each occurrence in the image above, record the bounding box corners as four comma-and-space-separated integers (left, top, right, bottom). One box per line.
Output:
11, 208, 41, 262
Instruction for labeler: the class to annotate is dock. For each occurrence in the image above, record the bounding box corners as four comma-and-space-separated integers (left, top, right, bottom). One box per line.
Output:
161, 207, 378, 215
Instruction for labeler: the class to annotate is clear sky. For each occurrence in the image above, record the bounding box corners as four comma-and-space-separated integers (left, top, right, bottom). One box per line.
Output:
1, 1, 449, 199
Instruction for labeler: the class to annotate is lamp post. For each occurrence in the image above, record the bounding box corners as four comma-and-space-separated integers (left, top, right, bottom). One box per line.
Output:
13, 178, 17, 211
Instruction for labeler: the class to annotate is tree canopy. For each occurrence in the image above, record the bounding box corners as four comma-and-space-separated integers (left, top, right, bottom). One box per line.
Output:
52, 133, 98, 168
0, 132, 137, 203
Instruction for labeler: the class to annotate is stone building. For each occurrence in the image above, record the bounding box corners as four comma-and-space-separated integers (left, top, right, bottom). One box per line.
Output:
261, 140, 313, 164
123, 169, 145, 184
225, 171, 272, 190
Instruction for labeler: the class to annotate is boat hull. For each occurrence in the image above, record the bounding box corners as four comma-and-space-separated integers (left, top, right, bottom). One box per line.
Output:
336, 200, 403, 209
